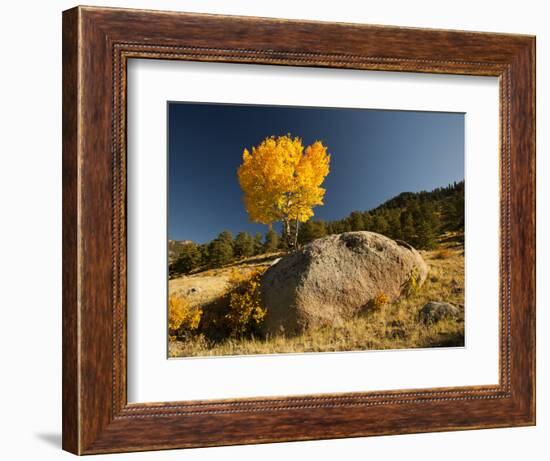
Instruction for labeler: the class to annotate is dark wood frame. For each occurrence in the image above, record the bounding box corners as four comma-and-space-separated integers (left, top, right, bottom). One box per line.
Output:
62, 5, 536, 455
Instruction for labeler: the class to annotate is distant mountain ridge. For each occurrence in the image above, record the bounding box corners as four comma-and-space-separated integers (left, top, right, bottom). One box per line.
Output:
372, 181, 464, 213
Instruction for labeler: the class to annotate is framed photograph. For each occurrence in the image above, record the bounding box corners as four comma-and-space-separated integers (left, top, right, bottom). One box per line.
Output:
62, 6, 535, 454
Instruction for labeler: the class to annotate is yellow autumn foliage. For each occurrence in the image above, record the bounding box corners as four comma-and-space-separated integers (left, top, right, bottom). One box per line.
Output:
168, 295, 202, 336
225, 268, 267, 336
401, 266, 421, 297
237, 135, 331, 228
369, 292, 390, 310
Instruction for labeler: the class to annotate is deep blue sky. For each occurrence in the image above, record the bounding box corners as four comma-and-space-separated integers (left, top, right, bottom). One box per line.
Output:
168, 102, 464, 243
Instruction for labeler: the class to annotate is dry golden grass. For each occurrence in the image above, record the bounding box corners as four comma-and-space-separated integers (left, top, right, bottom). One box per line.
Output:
433, 248, 454, 260
168, 252, 282, 309
168, 244, 464, 358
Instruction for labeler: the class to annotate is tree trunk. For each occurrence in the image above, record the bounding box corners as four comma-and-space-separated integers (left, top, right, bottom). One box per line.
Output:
282, 218, 301, 251
282, 218, 292, 250
294, 218, 300, 249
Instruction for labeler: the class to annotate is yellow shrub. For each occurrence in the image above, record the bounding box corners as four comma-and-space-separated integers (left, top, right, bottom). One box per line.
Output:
168, 296, 202, 337
370, 292, 389, 310
227, 267, 256, 285
402, 266, 421, 296
225, 269, 267, 336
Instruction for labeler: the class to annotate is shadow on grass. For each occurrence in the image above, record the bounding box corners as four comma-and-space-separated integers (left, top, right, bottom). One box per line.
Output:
171, 252, 288, 279
426, 331, 465, 348
438, 233, 465, 247
224, 253, 285, 269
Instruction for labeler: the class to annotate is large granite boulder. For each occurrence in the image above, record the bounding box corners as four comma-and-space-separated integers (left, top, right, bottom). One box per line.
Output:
261, 232, 428, 335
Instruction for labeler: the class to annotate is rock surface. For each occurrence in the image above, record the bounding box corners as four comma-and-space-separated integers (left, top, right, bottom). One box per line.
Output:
260, 232, 428, 335
419, 301, 461, 324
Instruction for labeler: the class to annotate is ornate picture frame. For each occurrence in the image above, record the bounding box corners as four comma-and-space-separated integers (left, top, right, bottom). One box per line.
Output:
62, 6, 535, 454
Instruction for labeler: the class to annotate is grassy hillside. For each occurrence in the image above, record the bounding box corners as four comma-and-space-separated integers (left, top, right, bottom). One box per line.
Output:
168, 232, 464, 358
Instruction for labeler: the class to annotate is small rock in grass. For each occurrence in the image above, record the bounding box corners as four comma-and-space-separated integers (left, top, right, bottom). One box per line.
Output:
419, 301, 461, 324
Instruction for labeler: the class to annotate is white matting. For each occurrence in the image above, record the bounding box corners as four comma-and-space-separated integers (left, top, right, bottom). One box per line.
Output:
126, 59, 500, 403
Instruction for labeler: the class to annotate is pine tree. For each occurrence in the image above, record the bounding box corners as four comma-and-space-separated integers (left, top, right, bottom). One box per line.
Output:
451, 194, 464, 230
372, 214, 389, 235
298, 220, 327, 245
234, 232, 254, 258
349, 211, 364, 231
170, 244, 202, 275
253, 232, 264, 255
199, 243, 209, 264
400, 210, 415, 244
362, 212, 372, 231
386, 210, 403, 240
415, 219, 436, 249
208, 231, 234, 268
